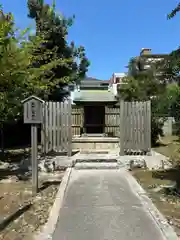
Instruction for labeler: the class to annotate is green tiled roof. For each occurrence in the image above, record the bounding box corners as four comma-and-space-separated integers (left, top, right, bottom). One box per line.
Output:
73, 90, 117, 102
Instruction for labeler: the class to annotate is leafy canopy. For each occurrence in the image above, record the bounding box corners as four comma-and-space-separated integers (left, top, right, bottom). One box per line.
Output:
0, 1, 90, 123
119, 58, 165, 102
27, 0, 90, 100
0, 5, 72, 123
168, 3, 180, 19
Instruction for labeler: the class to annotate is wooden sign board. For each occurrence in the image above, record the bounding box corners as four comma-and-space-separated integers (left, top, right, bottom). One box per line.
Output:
22, 95, 44, 124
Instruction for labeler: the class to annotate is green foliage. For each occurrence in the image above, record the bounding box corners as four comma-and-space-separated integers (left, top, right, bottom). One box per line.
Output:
166, 4, 180, 84
168, 3, 180, 19
0, 9, 27, 124
0, 1, 90, 125
0, 16, 44, 123
27, 0, 90, 100
151, 117, 164, 146
128, 57, 145, 77
120, 58, 166, 101
0, 2, 90, 153
165, 84, 180, 136
156, 50, 180, 85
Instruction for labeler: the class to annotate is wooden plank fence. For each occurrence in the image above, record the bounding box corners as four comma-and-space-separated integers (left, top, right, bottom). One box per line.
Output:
72, 106, 83, 136
105, 106, 120, 137
41, 99, 72, 156
120, 100, 151, 155
40, 99, 151, 156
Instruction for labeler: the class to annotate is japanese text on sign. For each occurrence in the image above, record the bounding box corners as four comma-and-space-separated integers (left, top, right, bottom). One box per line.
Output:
31, 102, 36, 120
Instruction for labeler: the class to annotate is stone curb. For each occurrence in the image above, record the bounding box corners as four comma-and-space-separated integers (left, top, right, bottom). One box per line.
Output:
34, 167, 72, 240
125, 170, 178, 240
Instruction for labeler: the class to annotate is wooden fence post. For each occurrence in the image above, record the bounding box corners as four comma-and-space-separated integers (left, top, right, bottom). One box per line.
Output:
120, 100, 124, 156
67, 99, 72, 157
119, 100, 151, 155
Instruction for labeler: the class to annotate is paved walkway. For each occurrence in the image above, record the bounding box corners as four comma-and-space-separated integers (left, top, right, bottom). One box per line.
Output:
52, 169, 173, 240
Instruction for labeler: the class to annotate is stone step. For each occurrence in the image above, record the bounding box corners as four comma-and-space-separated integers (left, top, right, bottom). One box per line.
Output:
80, 150, 109, 154
74, 162, 119, 170
75, 158, 117, 163
77, 153, 117, 158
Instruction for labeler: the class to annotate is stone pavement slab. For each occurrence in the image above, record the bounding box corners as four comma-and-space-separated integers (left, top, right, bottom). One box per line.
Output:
74, 162, 119, 169
52, 169, 176, 240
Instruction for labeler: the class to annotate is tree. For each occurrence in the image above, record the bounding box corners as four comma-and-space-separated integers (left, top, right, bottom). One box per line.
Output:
0, 9, 26, 124
27, 0, 90, 100
168, 3, 180, 19
0, 7, 70, 124
121, 57, 166, 100
155, 49, 180, 85
165, 3, 180, 84
0, 5, 77, 153
0, 2, 90, 153
0, 9, 30, 153
163, 84, 180, 136
128, 57, 145, 77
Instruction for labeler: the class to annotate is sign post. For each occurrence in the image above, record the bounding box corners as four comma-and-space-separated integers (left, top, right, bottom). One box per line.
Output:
31, 124, 38, 194
22, 96, 44, 195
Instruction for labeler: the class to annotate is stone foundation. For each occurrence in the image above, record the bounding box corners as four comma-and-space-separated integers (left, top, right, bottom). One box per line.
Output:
72, 137, 119, 151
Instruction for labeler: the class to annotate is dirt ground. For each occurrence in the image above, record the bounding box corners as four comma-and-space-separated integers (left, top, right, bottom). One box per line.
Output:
2, 136, 179, 239
153, 135, 180, 162
131, 136, 180, 237
0, 178, 62, 240
0, 147, 64, 240
132, 168, 180, 237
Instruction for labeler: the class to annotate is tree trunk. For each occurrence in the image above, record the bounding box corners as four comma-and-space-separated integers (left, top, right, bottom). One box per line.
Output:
0, 123, 5, 160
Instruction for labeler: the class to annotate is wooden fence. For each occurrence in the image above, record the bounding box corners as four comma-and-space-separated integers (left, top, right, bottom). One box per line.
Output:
41, 99, 72, 156
120, 100, 151, 155
41, 100, 151, 155
71, 105, 120, 137
105, 106, 120, 137
72, 106, 83, 136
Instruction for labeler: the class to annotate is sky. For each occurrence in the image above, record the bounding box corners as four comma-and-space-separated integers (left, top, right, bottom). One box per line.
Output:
2, 0, 180, 80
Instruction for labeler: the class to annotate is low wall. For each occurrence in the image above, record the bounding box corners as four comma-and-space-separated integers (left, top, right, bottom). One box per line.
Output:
72, 137, 119, 150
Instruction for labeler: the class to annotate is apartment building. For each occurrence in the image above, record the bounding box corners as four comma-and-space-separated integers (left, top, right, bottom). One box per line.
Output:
138, 48, 169, 72
109, 72, 127, 96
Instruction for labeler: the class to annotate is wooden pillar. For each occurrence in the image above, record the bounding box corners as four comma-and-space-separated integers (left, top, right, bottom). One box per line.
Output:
81, 106, 85, 135
120, 100, 124, 156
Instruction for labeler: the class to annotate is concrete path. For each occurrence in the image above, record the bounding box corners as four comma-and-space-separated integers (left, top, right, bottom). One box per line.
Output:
52, 169, 175, 240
